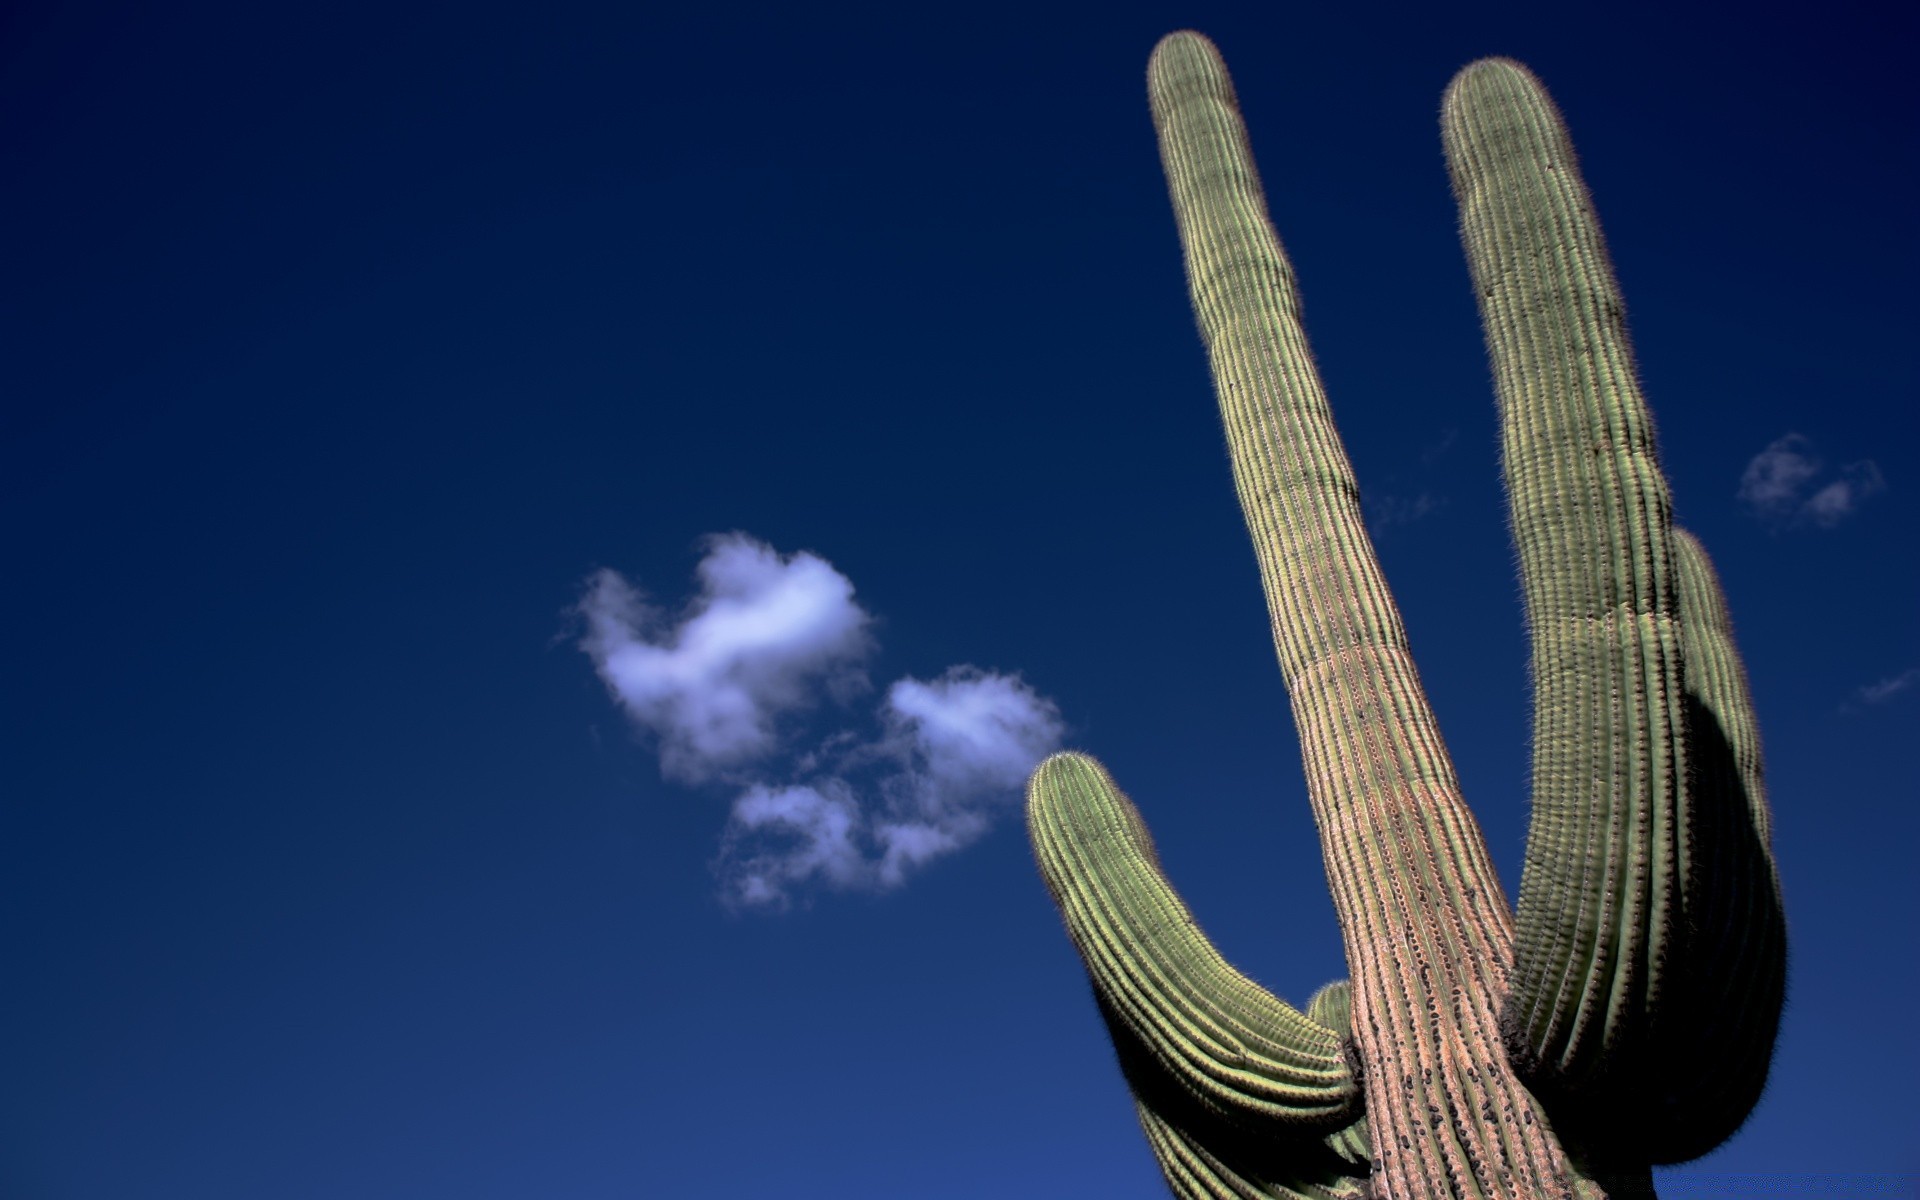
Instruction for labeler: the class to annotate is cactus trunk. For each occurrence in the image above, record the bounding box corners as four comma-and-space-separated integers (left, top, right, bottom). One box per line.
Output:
1146, 34, 1578, 1197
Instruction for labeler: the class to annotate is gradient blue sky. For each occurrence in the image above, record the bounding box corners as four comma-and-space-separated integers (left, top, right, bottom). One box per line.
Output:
5, 1, 1915, 1197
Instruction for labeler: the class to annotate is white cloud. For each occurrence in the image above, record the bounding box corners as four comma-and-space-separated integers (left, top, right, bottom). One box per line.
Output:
887, 670, 1065, 799
1737, 434, 1821, 517
1801, 462, 1886, 528
578, 534, 872, 782
1854, 668, 1919, 708
1738, 434, 1883, 528
580, 537, 1064, 910
871, 669, 1066, 887
719, 783, 867, 908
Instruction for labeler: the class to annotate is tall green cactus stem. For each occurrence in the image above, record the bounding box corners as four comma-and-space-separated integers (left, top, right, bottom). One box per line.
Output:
1444, 54, 1689, 1112
1025, 32, 1782, 1200
1443, 60, 1786, 1166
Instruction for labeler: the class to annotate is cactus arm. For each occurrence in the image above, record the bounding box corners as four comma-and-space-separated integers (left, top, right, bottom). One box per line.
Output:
1027, 753, 1360, 1127
1442, 55, 1688, 1088
1111, 992, 1373, 1200
1671, 530, 1772, 847
1148, 32, 1575, 1196
1103, 985, 1371, 1200
1442, 63, 1784, 1165
1633, 529, 1785, 1162
1131, 1100, 1281, 1200
1133, 1100, 1369, 1200
1029, 750, 1371, 1198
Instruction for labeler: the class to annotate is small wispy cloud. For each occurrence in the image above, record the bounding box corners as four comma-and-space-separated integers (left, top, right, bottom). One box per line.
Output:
1738, 434, 1884, 529
1852, 668, 1919, 709
579, 534, 1063, 910
1419, 428, 1459, 465
719, 668, 1063, 905
1364, 427, 1456, 534
1365, 490, 1444, 531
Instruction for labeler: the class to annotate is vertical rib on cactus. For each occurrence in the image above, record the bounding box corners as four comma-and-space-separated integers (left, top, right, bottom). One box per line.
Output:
1145, 32, 1575, 1197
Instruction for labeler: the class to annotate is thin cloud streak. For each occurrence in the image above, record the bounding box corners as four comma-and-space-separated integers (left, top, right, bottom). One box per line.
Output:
1854, 668, 1919, 708
579, 535, 1063, 909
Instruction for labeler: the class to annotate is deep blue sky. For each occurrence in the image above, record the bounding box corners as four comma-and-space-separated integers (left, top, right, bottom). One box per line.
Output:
5, 1, 1915, 1197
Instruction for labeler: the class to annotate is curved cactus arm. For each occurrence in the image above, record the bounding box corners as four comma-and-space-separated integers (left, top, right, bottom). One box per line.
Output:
1671, 529, 1773, 849
1149, 32, 1574, 1195
1632, 528, 1785, 1162
1108, 986, 1372, 1200
1134, 1100, 1281, 1200
1443, 62, 1785, 1165
1442, 56, 1690, 1093
1133, 1103, 1276, 1200
1027, 752, 1360, 1128
1134, 1100, 1371, 1200
1101, 981, 1371, 1199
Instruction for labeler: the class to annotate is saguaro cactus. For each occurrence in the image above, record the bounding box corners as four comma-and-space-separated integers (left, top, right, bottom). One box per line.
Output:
1026, 33, 1785, 1200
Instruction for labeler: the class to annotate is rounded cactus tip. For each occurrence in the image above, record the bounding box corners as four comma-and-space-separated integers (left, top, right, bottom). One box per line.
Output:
1147, 29, 1231, 95
1151, 28, 1214, 55
1451, 55, 1538, 83
1026, 749, 1103, 795
1442, 55, 1548, 112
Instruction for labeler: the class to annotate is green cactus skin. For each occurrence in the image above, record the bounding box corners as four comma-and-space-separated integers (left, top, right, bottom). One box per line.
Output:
1028, 753, 1361, 1129
1024, 32, 1783, 1200
1304, 982, 1374, 1174
1443, 60, 1786, 1167
1444, 52, 1692, 1124
1027, 754, 1369, 1199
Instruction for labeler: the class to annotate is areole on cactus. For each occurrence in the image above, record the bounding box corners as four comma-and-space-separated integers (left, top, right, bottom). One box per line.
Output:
1025, 32, 1785, 1200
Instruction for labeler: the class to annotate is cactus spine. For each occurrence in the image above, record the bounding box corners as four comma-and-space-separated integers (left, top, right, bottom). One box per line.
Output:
1026, 33, 1784, 1200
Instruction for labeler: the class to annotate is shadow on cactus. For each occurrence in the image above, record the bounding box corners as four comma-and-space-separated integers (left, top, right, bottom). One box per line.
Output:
1025, 32, 1785, 1200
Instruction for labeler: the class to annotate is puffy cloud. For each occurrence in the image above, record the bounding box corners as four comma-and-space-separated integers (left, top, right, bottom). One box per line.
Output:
578, 534, 872, 782
1737, 434, 1821, 517
580, 537, 1064, 910
1738, 434, 1883, 528
887, 670, 1066, 798
1800, 462, 1886, 528
871, 669, 1065, 887
719, 783, 866, 908
715, 668, 1065, 906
